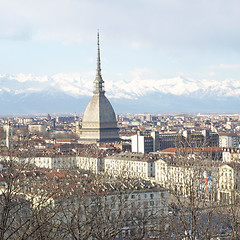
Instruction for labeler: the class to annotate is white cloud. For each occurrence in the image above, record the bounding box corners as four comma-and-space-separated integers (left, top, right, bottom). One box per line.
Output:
210, 64, 240, 70
0, 0, 240, 51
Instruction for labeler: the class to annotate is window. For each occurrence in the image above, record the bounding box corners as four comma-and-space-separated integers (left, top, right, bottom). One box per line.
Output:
150, 201, 154, 206
150, 193, 154, 199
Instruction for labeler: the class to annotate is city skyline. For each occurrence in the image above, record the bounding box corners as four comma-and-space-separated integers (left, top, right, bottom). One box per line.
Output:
1, 0, 240, 114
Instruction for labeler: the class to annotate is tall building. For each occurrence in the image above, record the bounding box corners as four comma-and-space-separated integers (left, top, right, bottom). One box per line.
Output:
131, 131, 154, 154
219, 133, 239, 148
79, 33, 119, 143
6, 121, 12, 149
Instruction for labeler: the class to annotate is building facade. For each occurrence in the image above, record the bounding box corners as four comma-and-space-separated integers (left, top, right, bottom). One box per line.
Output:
155, 158, 219, 200
222, 148, 240, 162
218, 163, 240, 203
105, 153, 156, 179
219, 133, 239, 148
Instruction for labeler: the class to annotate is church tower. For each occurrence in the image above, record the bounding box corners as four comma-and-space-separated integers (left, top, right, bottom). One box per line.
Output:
79, 33, 119, 143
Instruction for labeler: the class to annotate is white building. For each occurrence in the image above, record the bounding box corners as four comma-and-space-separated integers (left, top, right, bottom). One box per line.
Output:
155, 158, 219, 199
155, 159, 195, 195
151, 131, 160, 152
76, 155, 104, 173
131, 132, 154, 154
6, 121, 12, 149
25, 174, 169, 239
222, 148, 240, 162
11, 155, 77, 169
28, 124, 47, 133
218, 163, 240, 203
105, 153, 156, 179
219, 133, 239, 148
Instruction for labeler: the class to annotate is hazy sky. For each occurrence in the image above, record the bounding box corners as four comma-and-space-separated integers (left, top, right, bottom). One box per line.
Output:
1, 0, 240, 100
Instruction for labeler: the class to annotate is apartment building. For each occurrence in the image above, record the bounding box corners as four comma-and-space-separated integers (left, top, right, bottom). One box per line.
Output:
105, 153, 156, 179
155, 158, 219, 200
218, 163, 240, 204
222, 148, 240, 162
219, 133, 239, 148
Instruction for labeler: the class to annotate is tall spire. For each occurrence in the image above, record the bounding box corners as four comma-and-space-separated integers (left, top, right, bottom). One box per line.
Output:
94, 31, 105, 94
97, 31, 101, 75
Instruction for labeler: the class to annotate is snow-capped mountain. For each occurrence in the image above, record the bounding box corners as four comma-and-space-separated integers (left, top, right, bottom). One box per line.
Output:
0, 73, 240, 115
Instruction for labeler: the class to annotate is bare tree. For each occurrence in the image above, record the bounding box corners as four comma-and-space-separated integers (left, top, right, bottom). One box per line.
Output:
0, 150, 61, 240
53, 174, 168, 240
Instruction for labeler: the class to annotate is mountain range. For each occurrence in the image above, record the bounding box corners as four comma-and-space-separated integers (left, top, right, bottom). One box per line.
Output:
0, 73, 240, 115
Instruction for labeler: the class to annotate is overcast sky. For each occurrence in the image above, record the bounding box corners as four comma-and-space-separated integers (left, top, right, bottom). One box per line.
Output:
0, 0, 240, 101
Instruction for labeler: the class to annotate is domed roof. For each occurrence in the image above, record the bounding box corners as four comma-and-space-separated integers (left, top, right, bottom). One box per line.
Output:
82, 93, 117, 125
79, 32, 119, 142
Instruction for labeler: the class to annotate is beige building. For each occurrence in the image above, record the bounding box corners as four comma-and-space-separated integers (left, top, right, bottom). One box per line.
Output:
2, 166, 168, 239
131, 134, 153, 154
33, 179, 168, 238
28, 124, 47, 133
219, 133, 239, 148
218, 163, 240, 203
20, 155, 76, 169
155, 158, 219, 200
105, 153, 156, 179
76, 155, 104, 173
222, 148, 240, 162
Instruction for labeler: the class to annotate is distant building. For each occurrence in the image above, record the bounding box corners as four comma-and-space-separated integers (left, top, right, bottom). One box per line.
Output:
23, 118, 34, 125
219, 133, 239, 148
159, 133, 183, 150
28, 124, 47, 133
207, 132, 219, 147
183, 130, 204, 147
151, 131, 160, 152
79, 33, 119, 143
56, 116, 75, 123
222, 148, 240, 162
6, 121, 12, 149
182, 129, 219, 148
46, 114, 51, 121
218, 163, 240, 204
55, 139, 77, 144
159, 147, 222, 161
146, 114, 152, 121
15, 168, 168, 239
14, 155, 76, 169
105, 152, 156, 178
155, 158, 219, 200
131, 131, 154, 153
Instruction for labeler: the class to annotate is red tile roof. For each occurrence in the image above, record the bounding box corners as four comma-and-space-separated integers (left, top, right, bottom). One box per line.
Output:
161, 147, 222, 153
